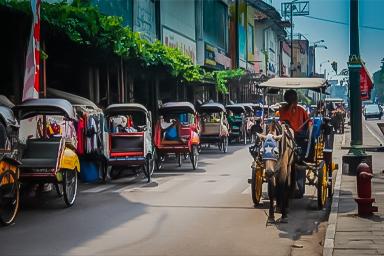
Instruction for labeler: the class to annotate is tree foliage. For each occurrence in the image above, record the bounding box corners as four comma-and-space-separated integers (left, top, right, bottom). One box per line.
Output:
1, 0, 245, 93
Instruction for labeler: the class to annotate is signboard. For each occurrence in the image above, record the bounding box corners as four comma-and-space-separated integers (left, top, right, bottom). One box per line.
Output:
281, 1, 310, 17
162, 27, 197, 64
134, 0, 156, 42
360, 65, 373, 100
204, 43, 232, 69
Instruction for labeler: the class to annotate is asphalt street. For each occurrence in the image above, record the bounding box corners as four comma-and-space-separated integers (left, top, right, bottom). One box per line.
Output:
1, 144, 329, 256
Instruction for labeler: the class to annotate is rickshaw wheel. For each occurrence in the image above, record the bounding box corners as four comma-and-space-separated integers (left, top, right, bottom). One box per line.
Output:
62, 169, 78, 207
144, 154, 154, 183
317, 161, 328, 210
155, 150, 163, 171
177, 154, 182, 167
222, 137, 228, 153
0, 170, 19, 226
251, 167, 263, 206
190, 145, 199, 170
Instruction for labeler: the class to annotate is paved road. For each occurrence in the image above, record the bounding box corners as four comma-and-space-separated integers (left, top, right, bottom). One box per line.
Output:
363, 117, 384, 145
1, 144, 328, 256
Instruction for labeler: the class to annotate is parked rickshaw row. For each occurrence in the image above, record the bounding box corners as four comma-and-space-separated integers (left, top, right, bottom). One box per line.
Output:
0, 91, 268, 225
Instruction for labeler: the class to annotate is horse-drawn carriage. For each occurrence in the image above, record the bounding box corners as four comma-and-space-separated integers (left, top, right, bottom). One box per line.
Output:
198, 103, 229, 153
248, 78, 335, 223
226, 104, 247, 144
104, 104, 154, 182
154, 102, 200, 170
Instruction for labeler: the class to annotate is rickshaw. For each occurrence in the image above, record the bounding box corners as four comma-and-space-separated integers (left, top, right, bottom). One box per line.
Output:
14, 99, 80, 207
325, 98, 345, 134
198, 102, 229, 153
154, 102, 200, 170
104, 103, 154, 182
226, 104, 247, 144
0, 97, 20, 225
249, 78, 335, 212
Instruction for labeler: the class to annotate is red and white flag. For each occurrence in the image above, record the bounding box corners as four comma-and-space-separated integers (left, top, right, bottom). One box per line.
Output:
22, 0, 41, 101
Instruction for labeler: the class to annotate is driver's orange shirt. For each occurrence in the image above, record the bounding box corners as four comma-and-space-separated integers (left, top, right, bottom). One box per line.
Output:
279, 105, 311, 133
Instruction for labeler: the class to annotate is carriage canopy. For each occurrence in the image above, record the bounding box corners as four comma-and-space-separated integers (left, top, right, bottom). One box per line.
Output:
260, 78, 328, 91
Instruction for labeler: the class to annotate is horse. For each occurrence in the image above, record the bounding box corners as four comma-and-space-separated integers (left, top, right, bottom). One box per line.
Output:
256, 121, 295, 223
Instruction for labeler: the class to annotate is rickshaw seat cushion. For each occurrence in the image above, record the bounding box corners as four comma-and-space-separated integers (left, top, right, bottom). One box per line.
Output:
20, 158, 57, 168
20, 138, 61, 168
202, 123, 221, 135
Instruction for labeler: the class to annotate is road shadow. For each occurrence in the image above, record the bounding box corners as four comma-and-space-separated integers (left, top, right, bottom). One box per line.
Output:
274, 195, 330, 241
0, 191, 149, 256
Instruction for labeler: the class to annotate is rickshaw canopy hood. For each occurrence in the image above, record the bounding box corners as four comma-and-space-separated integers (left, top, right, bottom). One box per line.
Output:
46, 88, 98, 109
105, 103, 149, 116
199, 103, 226, 113
226, 104, 246, 113
160, 102, 196, 114
13, 98, 76, 120
260, 78, 328, 91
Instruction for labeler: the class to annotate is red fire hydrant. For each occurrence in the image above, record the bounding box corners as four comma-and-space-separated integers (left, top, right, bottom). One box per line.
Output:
354, 162, 378, 216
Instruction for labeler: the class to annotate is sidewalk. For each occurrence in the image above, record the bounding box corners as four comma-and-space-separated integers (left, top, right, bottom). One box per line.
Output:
324, 124, 384, 256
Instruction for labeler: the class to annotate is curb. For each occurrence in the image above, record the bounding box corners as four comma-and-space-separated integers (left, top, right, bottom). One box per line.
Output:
323, 133, 345, 256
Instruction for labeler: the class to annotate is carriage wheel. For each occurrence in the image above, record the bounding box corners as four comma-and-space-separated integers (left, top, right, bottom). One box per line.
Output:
62, 169, 78, 207
177, 154, 182, 167
144, 154, 154, 183
0, 170, 19, 225
190, 145, 199, 170
317, 161, 328, 210
251, 167, 263, 206
222, 137, 228, 153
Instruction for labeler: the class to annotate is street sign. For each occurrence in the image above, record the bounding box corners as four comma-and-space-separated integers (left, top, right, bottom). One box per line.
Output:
281, 1, 310, 17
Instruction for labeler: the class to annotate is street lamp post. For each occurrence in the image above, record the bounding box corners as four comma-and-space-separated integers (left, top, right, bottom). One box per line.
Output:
342, 0, 371, 175
313, 41, 327, 75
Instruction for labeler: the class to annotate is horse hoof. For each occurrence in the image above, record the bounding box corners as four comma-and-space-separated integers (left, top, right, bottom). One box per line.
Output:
267, 217, 275, 224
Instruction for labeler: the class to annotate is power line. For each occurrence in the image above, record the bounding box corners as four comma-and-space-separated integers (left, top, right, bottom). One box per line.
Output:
303, 15, 384, 31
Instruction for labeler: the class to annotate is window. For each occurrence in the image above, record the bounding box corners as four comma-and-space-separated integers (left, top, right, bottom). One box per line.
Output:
247, 23, 254, 54
92, 0, 133, 27
203, 0, 228, 50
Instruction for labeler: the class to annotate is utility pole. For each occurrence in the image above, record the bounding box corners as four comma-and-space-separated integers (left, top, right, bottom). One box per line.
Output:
343, 0, 371, 175
290, 3, 294, 77
349, 0, 363, 147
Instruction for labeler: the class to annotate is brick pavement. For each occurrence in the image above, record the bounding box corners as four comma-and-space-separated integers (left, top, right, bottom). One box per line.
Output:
328, 124, 384, 256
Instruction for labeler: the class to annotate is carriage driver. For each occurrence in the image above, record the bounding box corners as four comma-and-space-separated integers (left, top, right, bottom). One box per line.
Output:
279, 89, 312, 198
